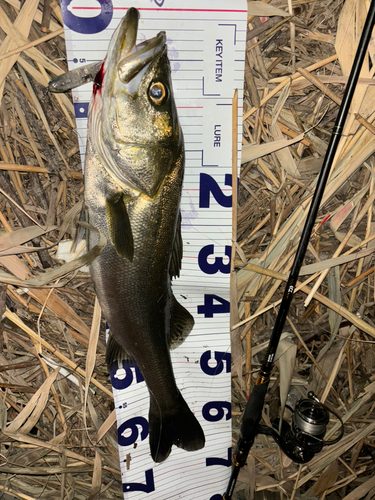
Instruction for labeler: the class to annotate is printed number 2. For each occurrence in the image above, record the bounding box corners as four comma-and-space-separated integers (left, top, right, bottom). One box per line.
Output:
123, 469, 155, 493
198, 245, 231, 274
197, 294, 230, 317
199, 173, 232, 208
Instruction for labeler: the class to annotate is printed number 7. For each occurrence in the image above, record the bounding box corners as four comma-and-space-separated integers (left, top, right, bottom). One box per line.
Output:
123, 469, 155, 493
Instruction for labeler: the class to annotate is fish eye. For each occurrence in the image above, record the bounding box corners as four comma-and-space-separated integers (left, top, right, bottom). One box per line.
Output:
149, 82, 166, 105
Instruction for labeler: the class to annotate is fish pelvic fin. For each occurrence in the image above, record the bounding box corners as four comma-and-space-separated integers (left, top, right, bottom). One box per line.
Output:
106, 194, 134, 261
149, 391, 205, 462
106, 334, 134, 370
169, 295, 194, 349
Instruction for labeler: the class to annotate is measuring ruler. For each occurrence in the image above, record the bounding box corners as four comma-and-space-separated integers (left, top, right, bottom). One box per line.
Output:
61, 1, 247, 497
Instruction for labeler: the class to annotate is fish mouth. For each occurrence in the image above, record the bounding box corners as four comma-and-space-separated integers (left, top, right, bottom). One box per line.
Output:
110, 7, 166, 93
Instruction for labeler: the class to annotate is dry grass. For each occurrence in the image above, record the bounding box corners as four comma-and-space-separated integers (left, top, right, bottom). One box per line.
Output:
0, 0, 374, 499
0, 1, 121, 498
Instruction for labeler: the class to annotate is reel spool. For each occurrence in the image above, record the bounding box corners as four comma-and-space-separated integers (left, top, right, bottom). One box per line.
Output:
260, 392, 344, 464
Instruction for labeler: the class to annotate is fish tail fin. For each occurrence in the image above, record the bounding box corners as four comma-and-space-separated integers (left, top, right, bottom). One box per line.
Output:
149, 392, 205, 462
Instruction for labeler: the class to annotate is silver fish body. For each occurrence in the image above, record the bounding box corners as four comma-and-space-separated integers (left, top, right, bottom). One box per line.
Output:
84, 8, 205, 462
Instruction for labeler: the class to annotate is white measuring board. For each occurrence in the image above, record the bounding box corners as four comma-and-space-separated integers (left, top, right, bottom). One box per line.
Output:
61, 1, 247, 498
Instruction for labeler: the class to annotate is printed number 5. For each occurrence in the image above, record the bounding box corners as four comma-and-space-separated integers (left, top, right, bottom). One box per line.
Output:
200, 350, 231, 376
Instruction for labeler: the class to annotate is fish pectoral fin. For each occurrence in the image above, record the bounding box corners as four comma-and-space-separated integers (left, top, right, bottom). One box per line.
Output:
106, 334, 134, 370
169, 211, 182, 279
106, 194, 134, 261
169, 295, 194, 349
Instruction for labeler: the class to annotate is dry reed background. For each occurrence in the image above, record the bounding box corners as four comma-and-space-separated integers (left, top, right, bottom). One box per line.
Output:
0, 0, 374, 499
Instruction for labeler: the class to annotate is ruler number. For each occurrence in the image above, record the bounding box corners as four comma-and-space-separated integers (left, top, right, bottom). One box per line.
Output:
202, 401, 231, 422
61, 0, 113, 34
206, 447, 232, 467
123, 469, 155, 493
118, 417, 148, 447
199, 173, 232, 208
200, 350, 231, 376
198, 244, 231, 274
111, 364, 144, 390
197, 294, 230, 317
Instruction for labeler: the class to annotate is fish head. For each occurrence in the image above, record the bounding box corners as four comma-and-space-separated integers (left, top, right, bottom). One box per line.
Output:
90, 8, 182, 197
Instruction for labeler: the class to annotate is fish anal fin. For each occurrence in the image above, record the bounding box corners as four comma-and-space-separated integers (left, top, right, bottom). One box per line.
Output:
169, 211, 182, 279
169, 295, 194, 349
106, 334, 133, 371
106, 194, 134, 261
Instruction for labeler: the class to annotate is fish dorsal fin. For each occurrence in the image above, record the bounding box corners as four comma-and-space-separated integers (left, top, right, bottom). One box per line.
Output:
169, 295, 194, 349
169, 211, 182, 279
106, 194, 134, 261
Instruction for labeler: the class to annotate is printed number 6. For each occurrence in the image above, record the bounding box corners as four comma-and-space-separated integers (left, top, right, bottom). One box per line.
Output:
202, 401, 231, 422
118, 416, 148, 447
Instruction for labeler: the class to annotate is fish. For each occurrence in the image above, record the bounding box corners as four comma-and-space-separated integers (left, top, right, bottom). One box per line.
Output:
84, 7, 205, 463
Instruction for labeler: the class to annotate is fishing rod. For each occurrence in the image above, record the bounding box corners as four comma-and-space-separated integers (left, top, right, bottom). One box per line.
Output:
224, 2, 375, 498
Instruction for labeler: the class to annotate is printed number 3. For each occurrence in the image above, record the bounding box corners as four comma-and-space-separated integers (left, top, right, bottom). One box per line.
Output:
198, 245, 231, 274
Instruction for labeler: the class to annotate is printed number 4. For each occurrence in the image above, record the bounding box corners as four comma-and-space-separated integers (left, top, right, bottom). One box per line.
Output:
197, 294, 230, 317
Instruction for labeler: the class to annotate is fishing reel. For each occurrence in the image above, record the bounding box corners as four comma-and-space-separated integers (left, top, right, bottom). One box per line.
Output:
258, 391, 344, 464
